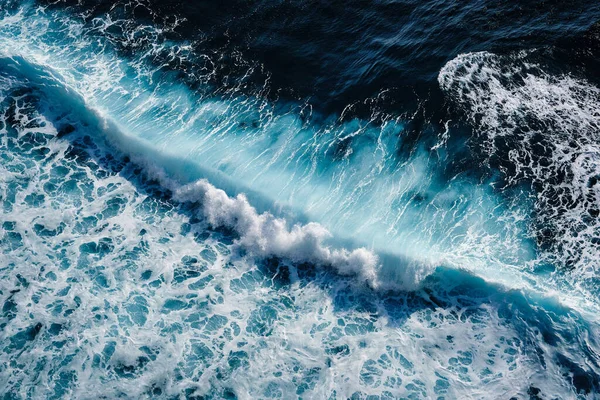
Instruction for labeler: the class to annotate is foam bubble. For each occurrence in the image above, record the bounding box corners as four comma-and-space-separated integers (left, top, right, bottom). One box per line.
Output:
439, 50, 600, 297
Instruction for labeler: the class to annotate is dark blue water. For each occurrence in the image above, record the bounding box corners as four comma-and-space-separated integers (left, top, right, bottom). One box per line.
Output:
1, 0, 600, 398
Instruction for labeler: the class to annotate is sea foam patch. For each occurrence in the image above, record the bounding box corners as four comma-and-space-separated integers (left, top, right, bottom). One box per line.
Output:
439, 50, 600, 296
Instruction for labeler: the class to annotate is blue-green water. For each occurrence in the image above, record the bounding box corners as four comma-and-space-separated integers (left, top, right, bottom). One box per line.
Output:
1, 1, 600, 399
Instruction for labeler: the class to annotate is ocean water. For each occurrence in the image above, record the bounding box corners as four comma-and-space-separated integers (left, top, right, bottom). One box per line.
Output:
1, 0, 600, 398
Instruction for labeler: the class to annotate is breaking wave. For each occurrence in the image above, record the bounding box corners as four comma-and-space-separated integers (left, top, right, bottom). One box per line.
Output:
2, 2, 600, 398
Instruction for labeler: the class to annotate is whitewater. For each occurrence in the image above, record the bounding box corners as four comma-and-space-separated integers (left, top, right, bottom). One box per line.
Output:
1, 1, 600, 399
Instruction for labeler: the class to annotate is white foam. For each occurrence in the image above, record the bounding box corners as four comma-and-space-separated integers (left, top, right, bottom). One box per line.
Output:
163, 175, 380, 286
439, 50, 600, 300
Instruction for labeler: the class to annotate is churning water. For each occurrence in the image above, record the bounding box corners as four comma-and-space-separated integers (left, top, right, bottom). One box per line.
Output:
1, 0, 600, 398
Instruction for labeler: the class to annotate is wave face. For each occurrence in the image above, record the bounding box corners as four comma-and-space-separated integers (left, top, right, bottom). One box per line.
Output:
1, 1, 600, 398
0, 1, 543, 288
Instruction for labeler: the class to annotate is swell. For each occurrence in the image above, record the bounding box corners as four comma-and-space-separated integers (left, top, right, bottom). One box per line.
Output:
0, 55, 397, 288
0, 2, 598, 300
0, 3, 546, 294
2, 79, 600, 398
0, 49, 592, 313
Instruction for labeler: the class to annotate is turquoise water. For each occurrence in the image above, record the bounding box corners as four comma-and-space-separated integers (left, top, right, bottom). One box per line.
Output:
1, 2, 600, 399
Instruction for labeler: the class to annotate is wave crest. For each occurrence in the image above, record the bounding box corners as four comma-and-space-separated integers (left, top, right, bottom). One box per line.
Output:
171, 178, 380, 285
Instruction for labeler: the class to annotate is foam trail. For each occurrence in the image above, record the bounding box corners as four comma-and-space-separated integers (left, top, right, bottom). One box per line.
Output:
439, 50, 600, 302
